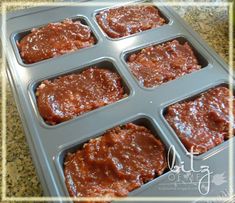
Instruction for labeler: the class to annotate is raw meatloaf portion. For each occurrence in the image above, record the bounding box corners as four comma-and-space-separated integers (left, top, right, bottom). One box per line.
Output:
36, 68, 125, 125
127, 40, 201, 88
96, 5, 166, 38
17, 19, 95, 64
165, 86, 235, 155
64, 123, 167, 201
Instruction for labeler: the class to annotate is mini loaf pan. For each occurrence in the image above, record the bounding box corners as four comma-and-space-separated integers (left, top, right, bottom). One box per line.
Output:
1, 0, 234, 202
29, 58, 132, 127
121, 35, 210, 90
92, 1, 171, 41
161, 81, 234, 160
11, 15, 100, 66
55, 115, 181, 198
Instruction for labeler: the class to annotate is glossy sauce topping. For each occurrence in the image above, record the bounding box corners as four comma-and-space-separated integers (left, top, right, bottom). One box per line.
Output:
18, 19, 95, 64
36, 68, 125, 125
64, 123, 167, 200
96, 5, 166, 38
165, 86, 235, 155
127, 40, 201, 88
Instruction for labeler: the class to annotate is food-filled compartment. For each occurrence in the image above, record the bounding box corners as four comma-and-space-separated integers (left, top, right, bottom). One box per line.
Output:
29, 59, 131, 126
122, 36, 209, 89
11, 16, 98, 65
162, 82, 234, 157
94, 1, 170, 40
56, 116, 178, 200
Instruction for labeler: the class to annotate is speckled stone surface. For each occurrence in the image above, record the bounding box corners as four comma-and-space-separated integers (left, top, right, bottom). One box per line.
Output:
0, 0, 233, 201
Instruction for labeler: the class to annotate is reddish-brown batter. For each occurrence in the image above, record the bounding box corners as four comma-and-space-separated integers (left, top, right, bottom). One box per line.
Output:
127, 40, 201, 88
36, 68, 125, 125
96, 5, 166, 38
17, 19, 95, 64
165, 86, 235, 155
64, 123, 167, 201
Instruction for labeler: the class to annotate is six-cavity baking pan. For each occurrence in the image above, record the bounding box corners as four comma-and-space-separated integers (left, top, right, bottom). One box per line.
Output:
1, 0, 235, 202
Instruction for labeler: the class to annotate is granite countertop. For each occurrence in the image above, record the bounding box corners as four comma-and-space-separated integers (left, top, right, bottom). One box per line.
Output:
0, 0, 232, 200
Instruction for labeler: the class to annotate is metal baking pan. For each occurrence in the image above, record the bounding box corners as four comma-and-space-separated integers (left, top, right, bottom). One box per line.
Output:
1, 0, 234, 202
